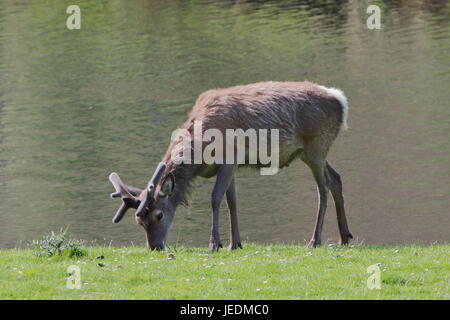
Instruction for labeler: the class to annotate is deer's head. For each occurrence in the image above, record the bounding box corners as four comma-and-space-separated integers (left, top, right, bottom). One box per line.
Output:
108, 162, 175, 250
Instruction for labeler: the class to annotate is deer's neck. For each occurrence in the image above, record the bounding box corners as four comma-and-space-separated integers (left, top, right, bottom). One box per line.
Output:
164, 161, 197, 207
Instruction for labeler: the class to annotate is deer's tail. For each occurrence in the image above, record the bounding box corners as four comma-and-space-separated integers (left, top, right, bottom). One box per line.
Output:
318, 85, 349, 131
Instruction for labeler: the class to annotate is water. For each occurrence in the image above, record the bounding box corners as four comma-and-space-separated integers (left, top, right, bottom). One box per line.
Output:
0, 0, 449, 248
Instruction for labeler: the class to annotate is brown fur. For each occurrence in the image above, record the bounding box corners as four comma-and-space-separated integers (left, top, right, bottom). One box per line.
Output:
110, 81, 352, 250
161, 81, 345, 202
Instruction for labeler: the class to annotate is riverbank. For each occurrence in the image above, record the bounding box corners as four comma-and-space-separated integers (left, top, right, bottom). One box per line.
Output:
0, 244, 448, 299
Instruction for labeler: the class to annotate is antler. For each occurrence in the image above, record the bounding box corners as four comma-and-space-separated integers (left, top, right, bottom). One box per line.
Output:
135, 162, 167, 217
109, 173, 141, 223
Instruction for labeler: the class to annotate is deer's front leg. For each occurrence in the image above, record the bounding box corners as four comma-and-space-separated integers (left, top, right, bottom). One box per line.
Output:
209, 164, 236, 252
226, 176, 242, 250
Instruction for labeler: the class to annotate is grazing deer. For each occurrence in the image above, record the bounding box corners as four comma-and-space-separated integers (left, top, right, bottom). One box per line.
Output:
109, 81, 353, 251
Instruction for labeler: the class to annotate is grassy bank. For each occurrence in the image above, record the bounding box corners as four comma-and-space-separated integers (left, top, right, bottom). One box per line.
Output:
0, 244, 448, 299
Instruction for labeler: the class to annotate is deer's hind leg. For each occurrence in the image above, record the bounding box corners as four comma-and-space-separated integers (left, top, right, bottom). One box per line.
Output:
326, 162, 353, 245
301, 137, 332, 248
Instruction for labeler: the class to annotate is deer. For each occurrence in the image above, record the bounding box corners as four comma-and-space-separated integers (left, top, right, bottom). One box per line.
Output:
108, 81, 353, 252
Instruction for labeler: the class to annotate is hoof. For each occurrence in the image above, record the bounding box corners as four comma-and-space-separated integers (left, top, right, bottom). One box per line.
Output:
228, 242, 243, 250
308, 239, 321, 248
339, 233, 353, 245
208, 241, 223, 252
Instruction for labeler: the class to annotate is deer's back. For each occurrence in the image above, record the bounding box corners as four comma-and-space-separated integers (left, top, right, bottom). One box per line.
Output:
168, 81, 348, 170
189, 81, 346, 142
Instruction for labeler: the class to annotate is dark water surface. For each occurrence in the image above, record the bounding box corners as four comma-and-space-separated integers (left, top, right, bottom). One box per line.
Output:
0, 0, 449, 248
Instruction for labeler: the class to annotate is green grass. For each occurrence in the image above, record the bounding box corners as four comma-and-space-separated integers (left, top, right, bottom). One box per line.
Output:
0, 244, 448, 299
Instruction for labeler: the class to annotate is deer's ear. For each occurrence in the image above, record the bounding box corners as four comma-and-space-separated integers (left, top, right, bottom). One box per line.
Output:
159, 174, 174, 197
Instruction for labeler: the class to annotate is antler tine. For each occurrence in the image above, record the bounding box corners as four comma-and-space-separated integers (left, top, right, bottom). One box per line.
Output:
109, 172, 133, 198
112, 202, 128, 223
148, 162, 167, 189
135, 162, 167, 217
111, 192, 121, 198
109, 172, 141, 223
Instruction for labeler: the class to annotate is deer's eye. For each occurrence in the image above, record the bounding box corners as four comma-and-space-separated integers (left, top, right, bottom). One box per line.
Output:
156, 211, 163, 221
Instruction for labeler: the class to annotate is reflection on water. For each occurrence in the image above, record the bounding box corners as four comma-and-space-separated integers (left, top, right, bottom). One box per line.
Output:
0, 0, 449, 248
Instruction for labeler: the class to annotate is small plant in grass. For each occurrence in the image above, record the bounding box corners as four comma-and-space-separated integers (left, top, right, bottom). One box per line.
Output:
32, 228, 86, 258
